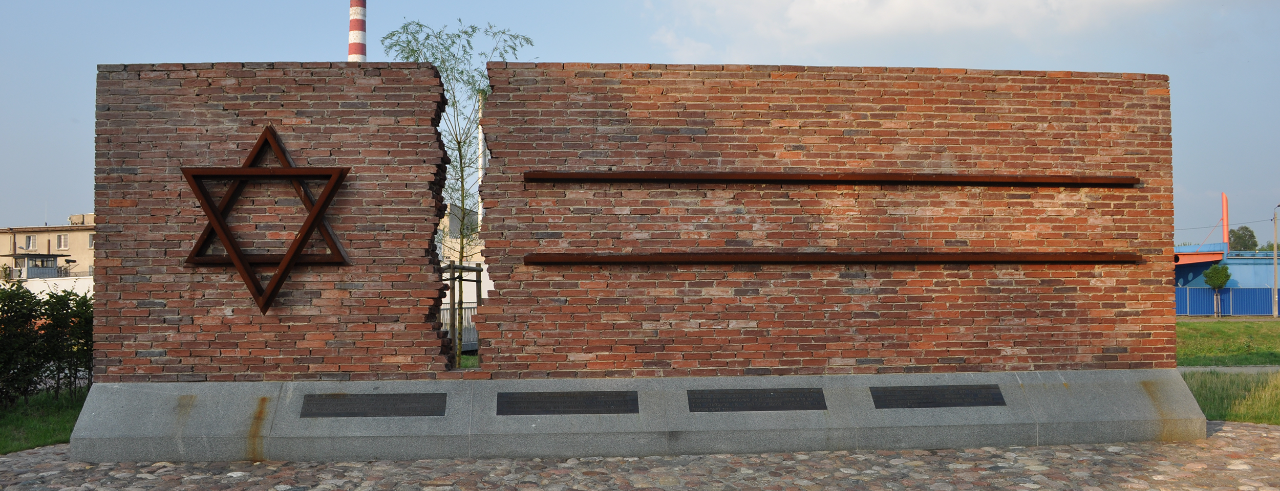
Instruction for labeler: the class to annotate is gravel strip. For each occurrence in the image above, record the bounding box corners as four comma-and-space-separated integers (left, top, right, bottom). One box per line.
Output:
2, 421, 1277, 490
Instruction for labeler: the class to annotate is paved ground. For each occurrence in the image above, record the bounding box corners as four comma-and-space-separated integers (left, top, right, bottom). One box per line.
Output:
2, 421, 1277, 490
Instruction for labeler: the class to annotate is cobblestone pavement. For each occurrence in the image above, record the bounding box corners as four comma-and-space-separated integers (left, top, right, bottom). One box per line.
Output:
3, 422, 1277, 490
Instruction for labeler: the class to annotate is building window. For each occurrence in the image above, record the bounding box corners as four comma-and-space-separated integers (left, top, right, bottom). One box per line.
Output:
447, 206, 479, 238
57, 234, 69, 250
88, 234, 95, 249
24, 235, 35, 250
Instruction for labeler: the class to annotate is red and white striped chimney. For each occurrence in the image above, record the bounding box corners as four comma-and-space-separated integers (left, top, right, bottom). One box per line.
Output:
348, 0, 367, 62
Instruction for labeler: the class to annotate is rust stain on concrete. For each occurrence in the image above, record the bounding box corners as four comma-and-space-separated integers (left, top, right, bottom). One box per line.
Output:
1140, 379, 1179, 442
175, 395, 196, 424
174, 395, 197, 456
246, 396, 270, 462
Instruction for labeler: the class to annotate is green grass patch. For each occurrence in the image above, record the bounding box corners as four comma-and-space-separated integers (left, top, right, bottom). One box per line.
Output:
1177, 320, 1280, 366
458, 354, 479, 369
0, 388, 88, 455
1182, 371, 1280, 425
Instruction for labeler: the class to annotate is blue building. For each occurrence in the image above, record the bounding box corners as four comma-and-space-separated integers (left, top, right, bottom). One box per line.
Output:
1173, 242, 1225, 287
1175, 243, 1280, 288
1174, 242, 1279, 315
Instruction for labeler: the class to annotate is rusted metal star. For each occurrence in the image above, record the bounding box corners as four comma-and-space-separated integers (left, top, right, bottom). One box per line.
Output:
182, 127, 350, 313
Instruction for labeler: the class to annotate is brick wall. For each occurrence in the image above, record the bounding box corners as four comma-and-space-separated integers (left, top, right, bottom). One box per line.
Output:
476, 63, 1174, 379
94, 62, 457, 382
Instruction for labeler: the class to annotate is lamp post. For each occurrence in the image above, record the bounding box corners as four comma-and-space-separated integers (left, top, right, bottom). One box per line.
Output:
1273, 205, 1279, 317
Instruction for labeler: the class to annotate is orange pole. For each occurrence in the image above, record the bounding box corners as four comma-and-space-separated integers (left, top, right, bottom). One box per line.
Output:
1223, 192, 1230, 248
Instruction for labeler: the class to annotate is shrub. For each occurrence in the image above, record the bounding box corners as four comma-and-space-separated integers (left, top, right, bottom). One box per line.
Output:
1204, 264, 1231, 290
0, 284, 93, 408
39, 289, 93, 398
0, 285, 41, 407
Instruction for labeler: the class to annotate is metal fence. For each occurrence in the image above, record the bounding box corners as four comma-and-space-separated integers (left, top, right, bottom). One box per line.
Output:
1175, 287, 1275, 316
27, 267, 61, 279
441, 303, 478, 351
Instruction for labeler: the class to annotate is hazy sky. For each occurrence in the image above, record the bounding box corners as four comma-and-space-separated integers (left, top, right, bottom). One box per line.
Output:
2, 0, 1275, 245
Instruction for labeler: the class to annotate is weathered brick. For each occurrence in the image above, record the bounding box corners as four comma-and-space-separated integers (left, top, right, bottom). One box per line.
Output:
476, 63, 1174, 379
94, 63, 452, 382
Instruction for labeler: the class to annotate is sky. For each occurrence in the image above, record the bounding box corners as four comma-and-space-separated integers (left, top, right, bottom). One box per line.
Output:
1, 0, 1275, 245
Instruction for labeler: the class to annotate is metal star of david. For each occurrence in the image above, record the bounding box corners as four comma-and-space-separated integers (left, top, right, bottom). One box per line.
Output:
182, 127, 350, 313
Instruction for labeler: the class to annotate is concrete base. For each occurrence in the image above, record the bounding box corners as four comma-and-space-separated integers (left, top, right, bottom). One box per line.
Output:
70, 369, 1206, 462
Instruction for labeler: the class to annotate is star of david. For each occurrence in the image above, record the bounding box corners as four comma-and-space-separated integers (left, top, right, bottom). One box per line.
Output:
181, 127, 350, 313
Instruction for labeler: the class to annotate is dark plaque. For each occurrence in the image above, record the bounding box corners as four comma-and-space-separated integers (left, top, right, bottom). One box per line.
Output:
300, 393, 447, 418
496, 391, 639, 416
687, 388, 827, 412
869, 384, 1006, 409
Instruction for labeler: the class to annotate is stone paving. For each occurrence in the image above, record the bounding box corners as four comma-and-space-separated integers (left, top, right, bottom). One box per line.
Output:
2, 421, 1277, 490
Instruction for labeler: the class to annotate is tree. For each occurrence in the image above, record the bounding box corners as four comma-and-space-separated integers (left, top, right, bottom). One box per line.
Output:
1230, 226, 1258, 251
381, 20, 532, 267
1203, 264, 1231, 318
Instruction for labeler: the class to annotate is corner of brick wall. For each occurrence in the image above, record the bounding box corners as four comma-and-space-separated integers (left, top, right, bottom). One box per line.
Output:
94, 62, 457, 382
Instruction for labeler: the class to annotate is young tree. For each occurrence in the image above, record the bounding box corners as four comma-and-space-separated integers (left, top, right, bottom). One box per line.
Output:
1230, 226, 1258, 252
381, 20, 532, 267
1203, 264, 1231, 318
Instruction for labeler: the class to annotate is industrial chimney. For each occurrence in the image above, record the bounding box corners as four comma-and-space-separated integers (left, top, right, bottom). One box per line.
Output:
349, 0, 366, 62
1223, 192, 1230, 251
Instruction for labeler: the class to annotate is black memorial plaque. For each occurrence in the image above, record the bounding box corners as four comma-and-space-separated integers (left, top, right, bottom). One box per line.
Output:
300, 393, 448, 418
496, 391, 639, 416
869, 384, 1006, 409
687, 388, 827, 412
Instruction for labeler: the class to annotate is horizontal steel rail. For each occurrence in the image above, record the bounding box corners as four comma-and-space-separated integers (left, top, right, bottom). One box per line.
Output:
524, 252, 1143, 266
523, 171, 1140, 187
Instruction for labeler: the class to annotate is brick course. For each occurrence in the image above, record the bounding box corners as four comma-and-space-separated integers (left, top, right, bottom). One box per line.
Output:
94, 62, 456, 382
475, 63, 1174, 379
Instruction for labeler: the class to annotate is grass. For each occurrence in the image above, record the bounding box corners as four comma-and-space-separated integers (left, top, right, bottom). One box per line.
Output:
458, 354, 479, 369
1182, 371, 1280, 425
1176, 320, 1280, 366
0, 388, 88, 455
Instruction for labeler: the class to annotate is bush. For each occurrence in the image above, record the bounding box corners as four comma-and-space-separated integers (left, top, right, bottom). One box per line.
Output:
1204, 264, 1231, 290
0, 283, 92, 408
39, 290, 93, 397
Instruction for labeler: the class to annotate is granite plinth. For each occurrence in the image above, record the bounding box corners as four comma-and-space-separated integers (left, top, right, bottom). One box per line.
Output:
70, 369, 1205, 462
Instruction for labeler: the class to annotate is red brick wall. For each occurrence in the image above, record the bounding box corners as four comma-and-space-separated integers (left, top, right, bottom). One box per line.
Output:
94, 62, 457, 382
476, 63, 1174, 379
